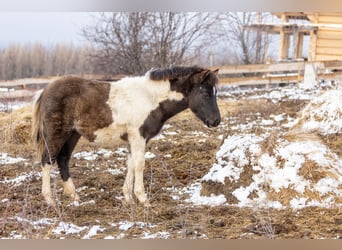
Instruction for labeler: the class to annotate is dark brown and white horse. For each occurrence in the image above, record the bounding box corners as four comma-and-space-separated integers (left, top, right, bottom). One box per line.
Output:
32, 66, 221, 207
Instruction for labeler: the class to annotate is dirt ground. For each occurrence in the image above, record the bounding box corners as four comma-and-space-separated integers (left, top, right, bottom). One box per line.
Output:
1, 92, 342, 239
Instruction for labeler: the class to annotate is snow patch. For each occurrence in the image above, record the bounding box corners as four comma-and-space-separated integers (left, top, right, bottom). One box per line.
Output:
82, 225, 105, 239
52, 222, 87, 235
196, 133, 342, 209
297, 89, 342, 135
184, 183, 227, 206
0, 153, 27, 165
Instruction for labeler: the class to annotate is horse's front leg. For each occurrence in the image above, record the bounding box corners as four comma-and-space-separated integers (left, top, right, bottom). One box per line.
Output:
124, 132, 149, 207
133, 148, 149, 206
123, 154, 135, 204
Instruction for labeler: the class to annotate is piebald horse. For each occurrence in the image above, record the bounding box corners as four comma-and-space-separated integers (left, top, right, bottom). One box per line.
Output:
32, 66, 221, 207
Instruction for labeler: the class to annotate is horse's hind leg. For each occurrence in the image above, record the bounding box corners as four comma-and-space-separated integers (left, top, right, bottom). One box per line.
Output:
41, 164, 55, 206
41, 129, 77, 206
41, 140, 64, 206
57, 131, 81, 202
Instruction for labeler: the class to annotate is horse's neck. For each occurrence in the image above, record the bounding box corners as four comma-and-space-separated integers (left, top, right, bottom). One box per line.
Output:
140, 98, 188, 142
159, 98, 188, 123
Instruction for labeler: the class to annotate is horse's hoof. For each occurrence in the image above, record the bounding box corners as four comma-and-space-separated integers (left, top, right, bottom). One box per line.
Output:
73, 193, 80, 202
45, 197, 56, 207
143, 200, 151, 208
123, 199, 136, 207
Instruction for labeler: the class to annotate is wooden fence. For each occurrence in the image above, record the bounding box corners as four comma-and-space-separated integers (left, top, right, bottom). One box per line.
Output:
213, 60, 342, 87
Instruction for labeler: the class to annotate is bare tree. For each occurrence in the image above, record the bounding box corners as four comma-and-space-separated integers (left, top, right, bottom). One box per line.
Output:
82, 12, 220, 75
222, 12, 272, 64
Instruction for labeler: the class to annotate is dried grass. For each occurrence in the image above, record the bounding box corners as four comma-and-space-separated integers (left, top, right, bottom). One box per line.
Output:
260, 130, 279, 155
0, 105, 33, 147
201, 164, 256, 204
320, 133, 342, 157
299, 159, 329, 183
267, 188, 300, 206
284, 129, 322, 143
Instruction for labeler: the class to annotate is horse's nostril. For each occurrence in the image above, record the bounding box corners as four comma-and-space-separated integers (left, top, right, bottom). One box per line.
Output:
214, 118, 220, 126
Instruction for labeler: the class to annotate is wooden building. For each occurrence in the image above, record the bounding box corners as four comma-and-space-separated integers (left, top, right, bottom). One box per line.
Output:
215, 12, 342, 87
276, 12, 342, 61
250, 12, 342, 62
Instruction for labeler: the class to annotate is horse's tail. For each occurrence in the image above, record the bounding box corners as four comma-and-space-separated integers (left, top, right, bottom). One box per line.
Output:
32, 90, 45, 163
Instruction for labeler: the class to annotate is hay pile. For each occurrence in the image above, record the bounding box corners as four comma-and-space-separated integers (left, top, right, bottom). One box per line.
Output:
200, 89, 342, 209
294, 89, 342, 135
0, 105, 33, 147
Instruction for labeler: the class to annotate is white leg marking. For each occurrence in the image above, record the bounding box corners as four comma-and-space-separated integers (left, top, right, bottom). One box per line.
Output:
134, 152, 149, 206
63, 177, 80, 202
129, 133, 149, 206
123, 155, 135, 204
42, 165, 55, 206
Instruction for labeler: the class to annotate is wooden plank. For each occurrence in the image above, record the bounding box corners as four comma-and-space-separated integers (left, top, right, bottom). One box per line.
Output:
218, 68, 342, 86
323, 60, 342, 69
318, 15, 342, 24
218, 75, 304, 86
317, 30, 342, 40
316, 12, 342, 17
316, 47, 342, 56
215, 62, 306, 75
314, 54, 342, 61
317, 39, 342, 48
309, 29, 317, 61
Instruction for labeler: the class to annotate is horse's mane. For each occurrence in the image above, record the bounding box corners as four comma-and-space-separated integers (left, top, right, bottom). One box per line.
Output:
148, 66, 204, 81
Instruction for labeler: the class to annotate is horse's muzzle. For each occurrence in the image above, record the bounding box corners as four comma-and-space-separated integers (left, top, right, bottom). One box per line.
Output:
205, 117, 220, 128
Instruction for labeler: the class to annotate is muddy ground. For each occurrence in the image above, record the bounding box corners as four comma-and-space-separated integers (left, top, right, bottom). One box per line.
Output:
1, 91, 342, 239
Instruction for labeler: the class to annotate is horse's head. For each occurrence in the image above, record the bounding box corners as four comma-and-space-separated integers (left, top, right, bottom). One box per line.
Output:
149, 66, 221, 128
186, 68, 221, 127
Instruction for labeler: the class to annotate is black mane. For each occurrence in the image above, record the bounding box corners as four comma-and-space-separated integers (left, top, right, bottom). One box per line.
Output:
149, 66, 204, 81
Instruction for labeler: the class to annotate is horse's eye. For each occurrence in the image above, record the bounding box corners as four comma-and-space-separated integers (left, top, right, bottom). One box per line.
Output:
203, 91, 212, 97
200, 87, 213, 97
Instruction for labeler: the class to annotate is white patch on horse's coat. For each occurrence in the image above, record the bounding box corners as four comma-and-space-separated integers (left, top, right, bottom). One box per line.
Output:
213, 86, 217, 96
42, 165, 54, 206
94, 76, 183, 145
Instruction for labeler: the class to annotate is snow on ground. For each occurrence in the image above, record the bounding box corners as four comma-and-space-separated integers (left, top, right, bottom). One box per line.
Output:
0, 171, 40, 187
194, 133, 342, 209
73, 148, 156, 161
0, 101, 29, 112
190, 88, 342, 209
0, 153, 27, 165
73, 149, 114, 161
4, 218, 167, 239
218, 84, 317, 101
294, 89, 342, 135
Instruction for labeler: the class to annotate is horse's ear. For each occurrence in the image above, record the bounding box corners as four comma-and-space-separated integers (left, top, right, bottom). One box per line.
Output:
212, 69, 219, 75
198, 70, 211, 81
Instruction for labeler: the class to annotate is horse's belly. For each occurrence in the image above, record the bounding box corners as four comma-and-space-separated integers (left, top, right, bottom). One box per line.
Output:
93, 124, 126, 147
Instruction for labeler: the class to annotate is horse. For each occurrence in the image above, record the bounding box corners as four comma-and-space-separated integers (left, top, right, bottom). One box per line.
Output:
32, 66, 221, 207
